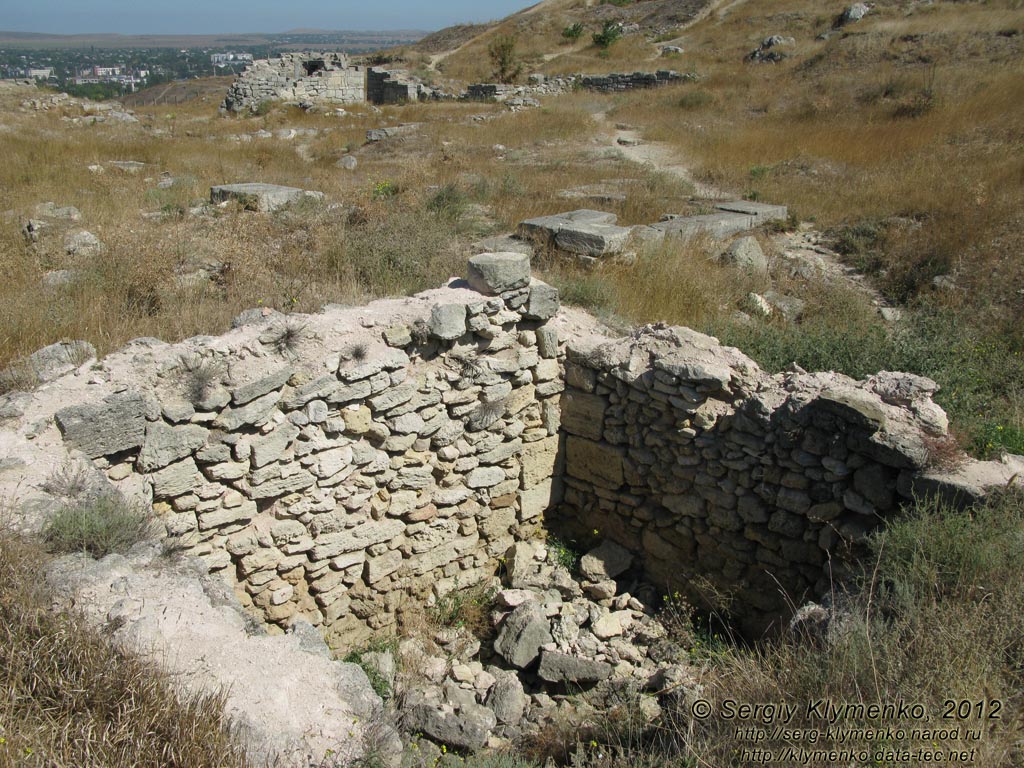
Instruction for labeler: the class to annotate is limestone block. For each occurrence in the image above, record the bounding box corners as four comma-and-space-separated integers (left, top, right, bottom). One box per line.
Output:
232, 366, 293, 405
55, 392, 148, 458
494, 601, 552, 669
566, 437, 624, 489
249, 469, 316, 499
250, 423, 300, 468
214, 390, 281, 430
524, 281, 560, 320
365, 550, 403, 583
521, 435, 560, 488
467, 253, 532, 295
537, 650, 612, 684
150, 457, 202, 499
282, 376, 339, 410
137, 422, 209, 472
580, 541, 633, 581
560, 390, 606, 440
310, 519, 405, 560
198, 499, 257, 531
429, 304, 467, 341
210, 183, 324, 212
466, 466, 505, 488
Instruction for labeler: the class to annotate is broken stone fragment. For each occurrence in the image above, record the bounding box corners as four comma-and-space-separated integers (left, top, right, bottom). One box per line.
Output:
467, 252, 532, 295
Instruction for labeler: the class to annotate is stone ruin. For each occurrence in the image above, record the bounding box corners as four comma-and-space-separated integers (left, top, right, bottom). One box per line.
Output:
2, 252, 1021, 763
220, 51, 436, 113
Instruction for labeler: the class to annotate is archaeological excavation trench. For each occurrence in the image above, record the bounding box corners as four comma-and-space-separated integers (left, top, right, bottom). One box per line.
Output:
1, 251, 1017, 763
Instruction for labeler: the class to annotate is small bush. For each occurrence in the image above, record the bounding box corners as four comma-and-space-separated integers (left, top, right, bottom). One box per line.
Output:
546, 536, 581, 573
263, 319, 308, 358
593, 21, 624, 50
488, 35, 523, 84
178, 352, 224, 405
342, 637, 398, 700
426, 183, 468, 222
678, 90, 713, 111
562, 22, 586, 41
371, 179, 398, 200
43, 496, 156, 558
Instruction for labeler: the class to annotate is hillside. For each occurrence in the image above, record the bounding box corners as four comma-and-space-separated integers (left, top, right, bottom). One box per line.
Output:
1, 1, 1023, 766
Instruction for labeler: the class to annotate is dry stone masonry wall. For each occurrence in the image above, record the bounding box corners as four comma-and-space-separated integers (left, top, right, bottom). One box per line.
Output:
550, 324, 1016, 635
11, 254, 563, 649
222, 52, 367, 112
3, 257, 1021, 649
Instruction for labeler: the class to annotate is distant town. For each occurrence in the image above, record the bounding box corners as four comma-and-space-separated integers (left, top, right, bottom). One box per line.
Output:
0, 29, 426, 100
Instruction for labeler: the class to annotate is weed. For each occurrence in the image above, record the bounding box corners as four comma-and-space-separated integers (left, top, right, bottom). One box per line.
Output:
456, 353, 485, 382
263, 319, 308, 358
468, 397, 506, 430
677, 90, 713, 111
178, 352, 225, 406
371, 179, 398, 200
347, 342, 369, 362
342, 637, 399, 700
430, 579, 498, 639
426, 183, 468, 222
40, 462, 96, 498
43, 495, 156, 559
546, 536, 581, 573
409, 319, 431, 347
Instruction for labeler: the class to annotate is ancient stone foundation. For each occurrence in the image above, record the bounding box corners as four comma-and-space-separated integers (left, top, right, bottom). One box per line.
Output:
551, 324, 981, 634
221, 52, 367, 113
2, 255, 1019, 647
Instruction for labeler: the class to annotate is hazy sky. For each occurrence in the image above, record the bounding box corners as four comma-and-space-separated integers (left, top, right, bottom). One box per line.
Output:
2, 0, 531, 35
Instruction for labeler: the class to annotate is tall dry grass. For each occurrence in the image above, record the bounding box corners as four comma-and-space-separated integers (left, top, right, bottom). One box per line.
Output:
0, 526, 250, 768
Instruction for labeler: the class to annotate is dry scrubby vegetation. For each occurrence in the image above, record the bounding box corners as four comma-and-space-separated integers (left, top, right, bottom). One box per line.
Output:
0, 519, 252, 768
2, 0, 1024, 763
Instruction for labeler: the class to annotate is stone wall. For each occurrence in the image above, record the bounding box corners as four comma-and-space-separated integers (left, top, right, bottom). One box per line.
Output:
367, 68, 426, 104
578, 70, 695, 92
549, 323, 1005, 635
10, 254, 564, 649
221, 52, 366, 113
4, 257, 1021, 647
464, 71, 695, 102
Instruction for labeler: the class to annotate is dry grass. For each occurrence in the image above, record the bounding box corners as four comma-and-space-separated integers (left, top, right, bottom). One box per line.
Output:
539, 232, 762, 329
0, 526, 250, 768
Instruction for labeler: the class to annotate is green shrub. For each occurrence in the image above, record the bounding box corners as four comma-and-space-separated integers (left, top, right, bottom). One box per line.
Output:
426, 182, 468, 222
562, 22, 586, 41
43, 496, 156, 558
546, 536, 581, 573
593, 21, 624, 49
488, 35, 523, 84
342, 637, 398, 700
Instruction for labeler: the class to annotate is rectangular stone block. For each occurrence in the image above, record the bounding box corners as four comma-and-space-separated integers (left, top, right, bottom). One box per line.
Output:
566, 436, 624, 490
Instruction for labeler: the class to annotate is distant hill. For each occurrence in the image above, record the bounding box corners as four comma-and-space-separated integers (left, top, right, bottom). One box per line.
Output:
0, 29, 427, 50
